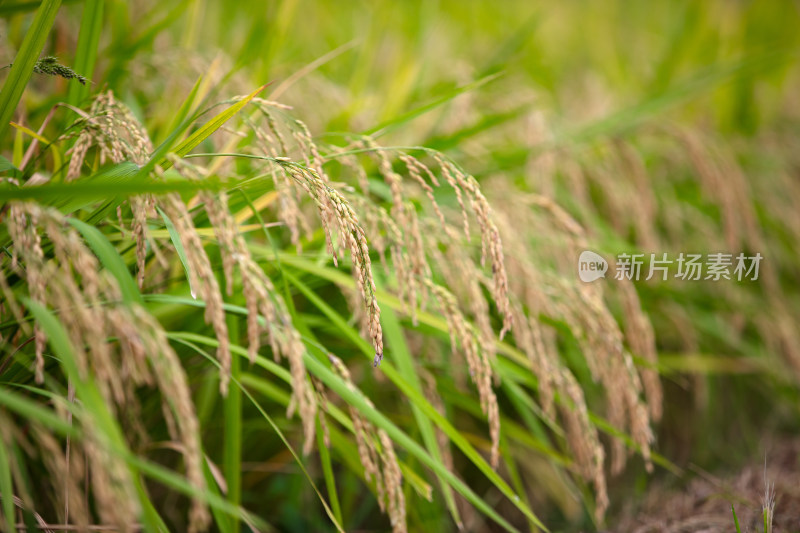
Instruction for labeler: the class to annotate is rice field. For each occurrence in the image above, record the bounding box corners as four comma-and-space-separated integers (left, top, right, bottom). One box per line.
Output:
1, 1, 799, 532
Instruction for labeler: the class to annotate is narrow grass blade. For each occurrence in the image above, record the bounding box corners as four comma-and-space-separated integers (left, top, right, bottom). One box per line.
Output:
364, 72, 502, 138
274, 251, 679, 474
269, 39, 358, 101
425, 106, 528, 152
0, 0, 62, 141
157, 73, 204, 145
223, 315, 242, 533
0, 436, 16, 533
0, 1, 73, 16
67, 0, 103, 107
156, 206, 196, 298
271, 273, 545, 531
55, 161, 138, 213
0, 155, 21, 176
0, 386, 76, 436
499, 437, 537, 533
163, 84, 269, 170
162, 307, 528, 532
303, 355, 530, 533
171, 333, 435, 506
170, 335, 345, 533
0, 173, 229, 203
24, 300, 265, 531
12, 122, 24, 167
272, 250, 530, 366
128, 454, 266, 532
67, 218, 142, 305
23, 298, 167, 532
316, 415, 344, 526
202, 457, 234, 533
9, 121, 62, 171
380, 304, 462, 529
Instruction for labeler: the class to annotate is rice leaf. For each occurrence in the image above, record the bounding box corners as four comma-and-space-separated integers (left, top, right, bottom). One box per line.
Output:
156, 206, 196, 299
0, 435, 16, 533
160, 296, 528, 531
24, 299, 264, 531
0, 155, 21, 176
364, 72, 502, 138
67, 0, 104, 107
303, 354, 532, 533
163, 84, 269, 170
170, 334, 345, 533
0, 171, 229, 204
316, 415, 344, 526
67, 217, 142, 305
376, 304, 463, 529
202, 457, 235, 533
8, 121, 62, 172
0, 0, 62, 141
246, 273, 546, 531
223, 315, 242, 533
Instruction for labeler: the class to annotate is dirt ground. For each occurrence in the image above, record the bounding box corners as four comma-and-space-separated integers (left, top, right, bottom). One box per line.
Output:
610, 439, 800, 533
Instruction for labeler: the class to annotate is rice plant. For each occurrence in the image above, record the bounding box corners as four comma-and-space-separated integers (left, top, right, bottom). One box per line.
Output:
2, 1, 799, 532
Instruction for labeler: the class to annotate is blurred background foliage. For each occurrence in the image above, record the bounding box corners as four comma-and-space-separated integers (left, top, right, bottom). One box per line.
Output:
2, 0, 800, 532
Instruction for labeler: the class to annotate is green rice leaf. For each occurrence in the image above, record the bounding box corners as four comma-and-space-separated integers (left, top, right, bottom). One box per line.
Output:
0, 435, 16, 533
67, 0, 104, 107
162, 83, 269, 170
156, 206, 195, 299
67, 217, 142, 305
0, 0, 62, 141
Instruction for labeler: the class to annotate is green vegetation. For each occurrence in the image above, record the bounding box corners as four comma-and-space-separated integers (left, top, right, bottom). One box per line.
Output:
1, 1, 799, 532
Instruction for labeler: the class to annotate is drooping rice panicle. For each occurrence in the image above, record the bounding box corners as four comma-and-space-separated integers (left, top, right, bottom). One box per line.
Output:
5, 203, 210, 531
329, 354, 406, 533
